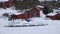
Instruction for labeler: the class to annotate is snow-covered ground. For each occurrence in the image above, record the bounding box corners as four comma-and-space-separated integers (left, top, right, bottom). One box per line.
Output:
0, 0, 60, 34
0, 20, 60, 34
0, 8, 60, 34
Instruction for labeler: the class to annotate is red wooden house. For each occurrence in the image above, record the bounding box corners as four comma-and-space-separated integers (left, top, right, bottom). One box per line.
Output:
10, 7, 42, 20
46, 11, 60, 20
0, 0, 44, 20
4, 0, 42, 20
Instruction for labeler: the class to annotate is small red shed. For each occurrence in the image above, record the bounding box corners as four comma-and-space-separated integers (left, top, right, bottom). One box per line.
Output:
46, 13, 60, 20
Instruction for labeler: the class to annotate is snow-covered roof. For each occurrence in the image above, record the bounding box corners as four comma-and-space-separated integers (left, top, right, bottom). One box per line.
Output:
47, 9, 60, 16
47, 13, 57, 16
53, 9, 60, 14
37, 5, 44, 8
0, 0, 9, 2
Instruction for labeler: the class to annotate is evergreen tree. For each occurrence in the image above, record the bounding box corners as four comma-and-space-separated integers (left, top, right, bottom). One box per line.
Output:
43, 5, 53, 15
43, 5, 50, 15
13, 0, 37, 10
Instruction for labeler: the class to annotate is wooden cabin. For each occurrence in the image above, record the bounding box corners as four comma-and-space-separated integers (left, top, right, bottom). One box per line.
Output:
8, 0, 41, 20
0, 0, 42, 20
10, 6, 42, 20
46, 10, 60, 20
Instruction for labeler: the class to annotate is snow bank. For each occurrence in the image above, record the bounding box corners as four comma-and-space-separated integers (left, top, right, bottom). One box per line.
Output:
0, 19, 60, 34
0, 8, 24, 16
